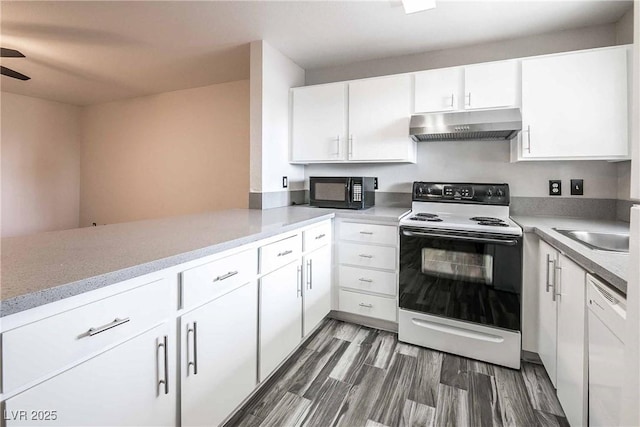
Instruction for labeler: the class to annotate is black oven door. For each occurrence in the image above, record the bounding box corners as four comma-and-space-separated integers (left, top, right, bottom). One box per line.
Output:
399, 227, 522, 332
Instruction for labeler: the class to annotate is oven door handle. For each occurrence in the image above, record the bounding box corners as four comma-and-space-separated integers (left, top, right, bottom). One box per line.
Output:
401, 229, 518, 246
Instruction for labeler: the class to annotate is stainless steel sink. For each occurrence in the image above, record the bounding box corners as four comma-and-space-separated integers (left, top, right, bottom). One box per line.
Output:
553, 229, 630, 252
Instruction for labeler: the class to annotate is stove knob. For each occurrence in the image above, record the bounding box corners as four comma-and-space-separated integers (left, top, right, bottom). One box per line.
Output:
486, 189, 493, 197
496, 189, 504, 197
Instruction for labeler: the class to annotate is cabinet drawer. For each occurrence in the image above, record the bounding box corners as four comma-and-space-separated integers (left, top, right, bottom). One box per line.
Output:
339, 290, 396, 321
338, 242, 396, 271
181, 248, 257, 310
304, 221, 332, 253
260, 234, 302, 274
339, 265, 396, 296
2, 279, 170, 393
339, 222, 397, 246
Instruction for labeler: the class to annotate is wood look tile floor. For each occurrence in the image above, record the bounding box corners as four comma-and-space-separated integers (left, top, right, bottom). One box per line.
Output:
225, 319, 568, 427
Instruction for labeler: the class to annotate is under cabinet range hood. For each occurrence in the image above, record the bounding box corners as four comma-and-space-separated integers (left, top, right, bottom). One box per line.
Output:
409, 108, 522, 142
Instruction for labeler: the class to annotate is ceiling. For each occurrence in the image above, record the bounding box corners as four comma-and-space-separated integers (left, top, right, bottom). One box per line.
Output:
0, 0, 632, 106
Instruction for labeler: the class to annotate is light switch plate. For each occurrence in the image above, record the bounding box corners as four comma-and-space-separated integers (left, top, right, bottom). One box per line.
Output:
571, 179, 584, 196
549, 180, 561, 196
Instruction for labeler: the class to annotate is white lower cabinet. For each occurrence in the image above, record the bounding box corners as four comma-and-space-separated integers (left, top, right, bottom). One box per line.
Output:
537, 239, 559, 386
4, 323, 174, 427
555, 254, 587, 427
181, 281, 258, 427
537, 239, 588, 427
303, 244, 332, 337
259, 261, 303, 381
336, 219, 398, 322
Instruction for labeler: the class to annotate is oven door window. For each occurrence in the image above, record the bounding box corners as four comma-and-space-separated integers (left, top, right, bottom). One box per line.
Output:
400, 232, 521, 331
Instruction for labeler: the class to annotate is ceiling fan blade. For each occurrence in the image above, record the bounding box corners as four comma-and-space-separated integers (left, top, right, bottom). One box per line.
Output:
1, 48, 26, 58
1, 66, 30, 81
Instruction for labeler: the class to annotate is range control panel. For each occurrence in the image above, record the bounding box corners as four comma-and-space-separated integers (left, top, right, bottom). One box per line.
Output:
413, 182, 510, 205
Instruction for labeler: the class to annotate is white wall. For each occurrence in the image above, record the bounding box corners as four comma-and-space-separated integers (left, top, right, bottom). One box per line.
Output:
250, 40, 305, 197
306, 141, 620, 198
306, 23, 620, 85
80, 80, 249, 227
1, 92, 80, 237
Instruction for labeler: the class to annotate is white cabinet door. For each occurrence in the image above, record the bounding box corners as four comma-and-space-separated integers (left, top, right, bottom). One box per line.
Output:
303, 244, 332, 337
464, 61, 519, 110
260, 261, 303, 381
291, 83, 347, 162
4, 324, 174, 427
414, 67, 463, 113
521, 47, 628, 159
348, 75, 414, 161
556, 255, 587, 427
537, 239, 559, 387
181, 282, 258, 427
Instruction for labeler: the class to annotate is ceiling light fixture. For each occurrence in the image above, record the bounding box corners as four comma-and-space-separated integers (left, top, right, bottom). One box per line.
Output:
401, 0, 436, 14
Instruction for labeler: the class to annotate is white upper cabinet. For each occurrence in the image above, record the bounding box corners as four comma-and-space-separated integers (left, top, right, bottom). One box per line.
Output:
414, 67, 463, 113
290, 75, 416, 164
291, 83, 347, 162
520, 46, 629, 160
414, 61, 518, 113
464, 61, 519, 110
348, 75, 414, 162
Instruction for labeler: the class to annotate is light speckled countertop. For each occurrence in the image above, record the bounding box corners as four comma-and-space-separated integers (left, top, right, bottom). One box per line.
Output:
1, 206, 410, 317
512, 216, 629, 295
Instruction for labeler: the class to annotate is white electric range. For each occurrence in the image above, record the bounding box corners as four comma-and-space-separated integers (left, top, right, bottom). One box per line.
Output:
398, 182, 523, 369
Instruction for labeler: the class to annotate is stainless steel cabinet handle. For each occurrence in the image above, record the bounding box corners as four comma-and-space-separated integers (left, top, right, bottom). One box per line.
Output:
213, 270, 238, 282
549, 259, 558, 301
86, 317, 130, 336
554, 264, 562, 301
359, 303, 373, 308
359, 231, 373, 235
307, 259, 313, 290
465, 92, 472, 107
358, 254, 373, 259
187, 323, 198, 375
545, 254, 553, 292
297, 264, 302, 297
315, 233, 326, 240
525, 125, 531, 153
278, 250, 293, 257
335, 135, 341, 156
157, 335, 169, 395
359, 278, 373, 283
348, 135, 354, 158
450, 94, 455, 108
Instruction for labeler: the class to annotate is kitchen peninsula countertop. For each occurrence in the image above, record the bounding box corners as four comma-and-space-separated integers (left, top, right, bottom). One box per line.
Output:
1, 206, 410, 317
512, 216, 629, 295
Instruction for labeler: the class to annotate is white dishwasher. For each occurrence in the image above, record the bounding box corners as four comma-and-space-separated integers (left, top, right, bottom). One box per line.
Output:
587, 274, 626, 427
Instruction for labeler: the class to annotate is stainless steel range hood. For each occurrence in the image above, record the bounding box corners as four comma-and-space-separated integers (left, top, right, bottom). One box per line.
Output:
410, 108, 522, 142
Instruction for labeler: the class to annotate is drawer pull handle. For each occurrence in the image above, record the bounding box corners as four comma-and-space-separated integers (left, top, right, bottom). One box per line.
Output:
213, 271, 238, 282
359, 278, 373, 283
359, 303, 373, 308
315, 233, 326, 240
87, 317, 130, 336
359, 254, 373, 259
278, 250, 293, 257
359, 231, 374, 235
157, 335, 169, 395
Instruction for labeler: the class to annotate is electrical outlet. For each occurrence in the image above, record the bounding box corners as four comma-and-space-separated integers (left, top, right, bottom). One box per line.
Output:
549, 180, 561, 196
374, 177, 378, 190
282, 176, 288, 188
571, 179, 584, 196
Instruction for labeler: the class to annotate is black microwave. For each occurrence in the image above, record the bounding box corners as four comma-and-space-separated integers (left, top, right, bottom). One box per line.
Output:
309, 177, 375, 210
